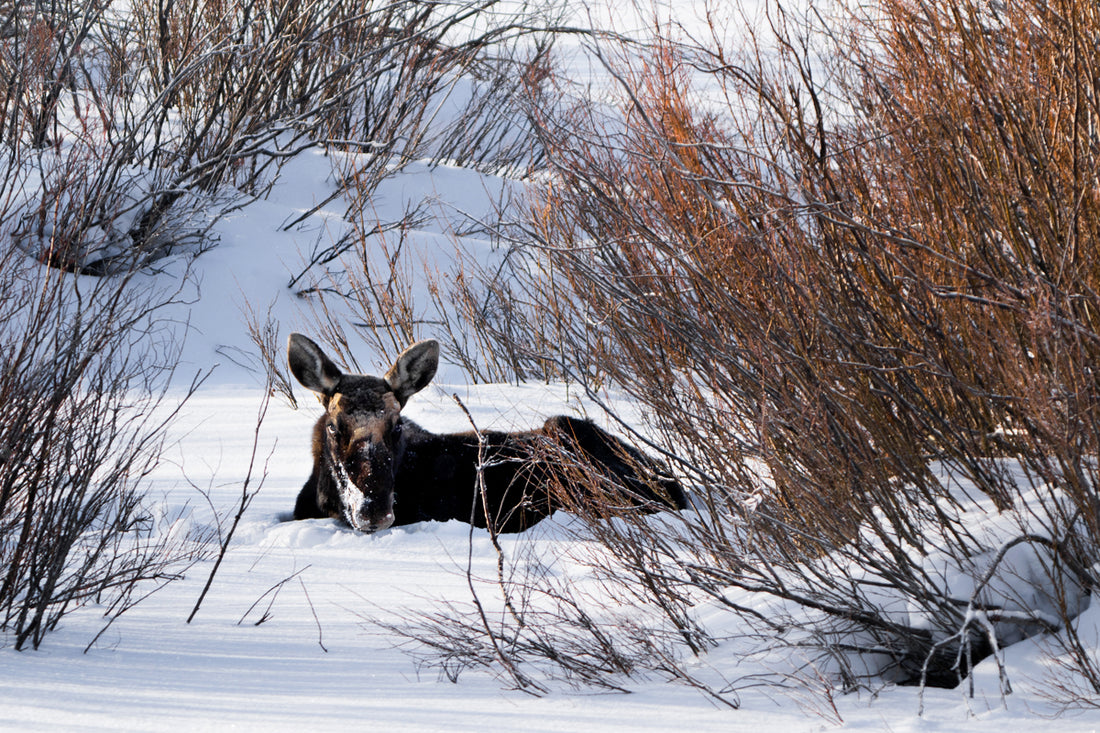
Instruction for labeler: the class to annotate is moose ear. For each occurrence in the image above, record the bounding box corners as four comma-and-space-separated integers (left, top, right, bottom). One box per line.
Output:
287, 333, 343, 396
385, 339, 439, 405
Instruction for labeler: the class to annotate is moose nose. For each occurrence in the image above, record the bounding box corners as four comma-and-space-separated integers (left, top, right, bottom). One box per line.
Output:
369, 512, 395, 533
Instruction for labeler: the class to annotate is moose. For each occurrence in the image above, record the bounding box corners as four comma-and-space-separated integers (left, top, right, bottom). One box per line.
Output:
288, 333, 687, 533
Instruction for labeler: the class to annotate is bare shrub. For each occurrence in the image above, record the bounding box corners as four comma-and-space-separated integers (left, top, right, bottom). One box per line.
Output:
382, 0, 1100, 702
292, 19, 559, 346
1, 0, 554, 274
0, 242, 210, 650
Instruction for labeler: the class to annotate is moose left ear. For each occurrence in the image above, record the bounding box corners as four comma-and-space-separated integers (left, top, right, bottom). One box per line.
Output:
385, 339, 439, 405
287, 333, 343, 396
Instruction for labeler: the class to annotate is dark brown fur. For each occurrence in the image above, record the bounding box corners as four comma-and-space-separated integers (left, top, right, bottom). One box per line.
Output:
288, 334, 687, 533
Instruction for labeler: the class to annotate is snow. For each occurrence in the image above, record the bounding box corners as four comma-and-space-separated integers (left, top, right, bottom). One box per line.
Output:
3, 14, 1100, 733
4, 384, 1099, 730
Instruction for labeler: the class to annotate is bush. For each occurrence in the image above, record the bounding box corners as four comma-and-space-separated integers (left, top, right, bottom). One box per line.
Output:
1, 0, 552, 274
0, 0, 559, 651
0, 245, 208, 650
388, 0, 1100, 703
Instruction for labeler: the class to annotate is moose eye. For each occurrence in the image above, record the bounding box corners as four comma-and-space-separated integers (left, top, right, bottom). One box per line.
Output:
326, 420, 346, 446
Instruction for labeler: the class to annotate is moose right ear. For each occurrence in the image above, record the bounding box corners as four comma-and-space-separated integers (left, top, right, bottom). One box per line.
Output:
287, 333, 343, 396
385, 339, 439, 406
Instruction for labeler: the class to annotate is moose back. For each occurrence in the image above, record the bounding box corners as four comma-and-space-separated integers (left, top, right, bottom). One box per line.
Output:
288, 333, 687, 533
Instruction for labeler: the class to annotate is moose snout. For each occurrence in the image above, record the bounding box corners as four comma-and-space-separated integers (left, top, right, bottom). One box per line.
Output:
364, 510, 395, 533
351, 498, 395, 533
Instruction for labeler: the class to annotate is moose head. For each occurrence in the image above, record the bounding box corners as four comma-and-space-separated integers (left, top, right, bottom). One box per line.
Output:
287, 333, 439, 533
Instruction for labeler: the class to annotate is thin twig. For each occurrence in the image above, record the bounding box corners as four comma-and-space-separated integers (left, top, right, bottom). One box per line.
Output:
237, 567, 311, 626
299, 577, 328, 653
187, 390, 273, 623
452, 393, 546, 694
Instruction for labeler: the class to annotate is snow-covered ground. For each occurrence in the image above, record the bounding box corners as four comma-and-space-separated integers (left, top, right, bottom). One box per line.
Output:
3, 5, 1100, 727
1, 148, 1099, 731
5, 382, 1100, 732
